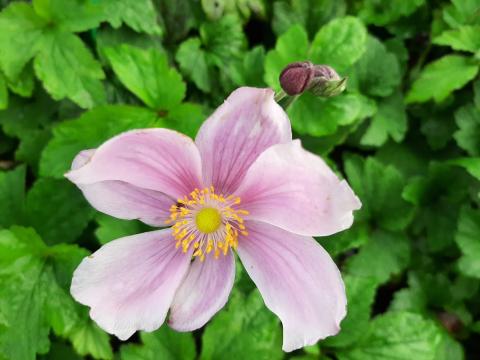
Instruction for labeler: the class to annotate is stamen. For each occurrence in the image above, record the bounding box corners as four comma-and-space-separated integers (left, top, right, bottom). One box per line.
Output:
167, 186, 248, 261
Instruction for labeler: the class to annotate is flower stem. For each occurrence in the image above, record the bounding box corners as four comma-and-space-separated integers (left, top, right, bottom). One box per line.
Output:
275, 90, 298, 111
274, 90, 287, 103
281, 95, 298, 111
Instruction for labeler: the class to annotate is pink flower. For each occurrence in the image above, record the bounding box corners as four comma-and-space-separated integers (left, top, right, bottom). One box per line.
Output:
66, 87, 361, 351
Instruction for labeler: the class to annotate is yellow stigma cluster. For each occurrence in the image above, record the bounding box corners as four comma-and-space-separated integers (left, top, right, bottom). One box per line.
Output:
166, 186, 249, 261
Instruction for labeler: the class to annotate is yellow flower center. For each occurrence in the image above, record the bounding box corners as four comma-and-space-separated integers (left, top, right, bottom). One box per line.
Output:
195, 207, 221, 233
166, 186, 249, 261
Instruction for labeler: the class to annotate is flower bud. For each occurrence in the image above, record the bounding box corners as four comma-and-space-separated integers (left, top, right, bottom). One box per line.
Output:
279, 62, 346, 97
279, 61, 315, 95
309, 65, 347, 98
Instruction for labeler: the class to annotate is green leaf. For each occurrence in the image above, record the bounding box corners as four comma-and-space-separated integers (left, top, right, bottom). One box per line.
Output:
176, 38, 211, 92
472, 321, 480, 333
44, 278, 80, 338
227, 46, 266, 88
420, 111, 456, 151
96, 26, 163, 62
0, 92, 54, 139
447, 157, 480, 180
455, 206, 480, 278
323, 275, 378, 348
321, 222, 369, 257
49, 243, 88, 288
433, 25, 480, 54
25, 178, 95, 245
0, 2, 46, 80
40, 105, 158, 179
443, 0, 480, 29
361, 92, 407, 146
0, 73, 7, 110
403, 163, 471, 252
384, 5, 431, 39
336, 312, 443, 360
264, 24, 309, 89
176, 14, 246, 97
272, 0, 346, 37
474, 79, 480, 108
102, 0, 162, 35
104, 45, 185, 110
309, 16, 367, 73
32, 0, 105, 33
375, 142, 428, 179
121, 326, 195, 360
201, 0, 266, 21
345, 230, 410, 284
174, 15, 247, 96
95, 214, 143, 245
344, 155, 414, 231
162, 102, 205, 138
68, 310, 113, 360
34, 31, 105, 109
7, 64, 35, 97
15, 129, 52, 171
384, 37, 409, 76
453, 103, 480, 155
44, 342, 83, 360
200, 290, 282, 360
288, 92, 376, 137
199, 15, 246, 66
156, 0, 199, 44
406, 55, 479, 103
353, 36, 401, 97
436, 334, 465, 360
0, 166, 26, 228
0, 93, 56, 170
390, 273, 428, 313
358, 0, 425, 26
393, 272, 475, 323
0, 227, 86, 360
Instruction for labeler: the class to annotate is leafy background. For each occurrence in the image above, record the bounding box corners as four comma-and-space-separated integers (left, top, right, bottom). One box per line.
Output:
0, 0, 479, 359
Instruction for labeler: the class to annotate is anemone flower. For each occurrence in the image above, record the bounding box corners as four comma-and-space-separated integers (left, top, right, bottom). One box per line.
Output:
66, 87, 361, 351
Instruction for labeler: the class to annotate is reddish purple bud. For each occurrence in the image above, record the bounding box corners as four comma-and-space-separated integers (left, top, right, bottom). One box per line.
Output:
279, 61, 315, 95
279, 62, 346, 97
437, 312, 463, 334
313, 65, 341, 81
309, 64, 346, 98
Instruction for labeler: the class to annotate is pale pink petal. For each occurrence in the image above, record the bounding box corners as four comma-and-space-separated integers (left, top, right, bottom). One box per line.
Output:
168, 251, 235, 331
66, 129, 203, 199
237, 221, 346, 352
70, 149, 175, 226
236, 140, 361, 237
71, 229, 191, 340
195, 87, 291, 194
78, 181, 174, 226
71, 149, 95, 169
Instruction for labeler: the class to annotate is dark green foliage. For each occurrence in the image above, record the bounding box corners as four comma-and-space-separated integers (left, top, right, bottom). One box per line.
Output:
0, 0, 479, 359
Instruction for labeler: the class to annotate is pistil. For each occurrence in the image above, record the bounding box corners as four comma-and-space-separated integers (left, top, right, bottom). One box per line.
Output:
166, 187, 249, 261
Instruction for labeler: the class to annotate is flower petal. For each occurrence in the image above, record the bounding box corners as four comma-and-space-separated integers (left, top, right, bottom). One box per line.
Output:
237, 221, 346, 352
236, 140, 361, 236
195, 87, 291, 194
168, 251, 235, 331
70, 149, 175, 226
71, 229, 191, 340
71, 149, 95, 170
78, 181, 174, 226
66, 129, 203, 199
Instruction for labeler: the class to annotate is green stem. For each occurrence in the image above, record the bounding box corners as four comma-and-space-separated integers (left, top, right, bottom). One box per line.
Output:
275, 90, 299, 111
281, 95, 298, 110
409, 43, 432, 84
274, 90, 287, 103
